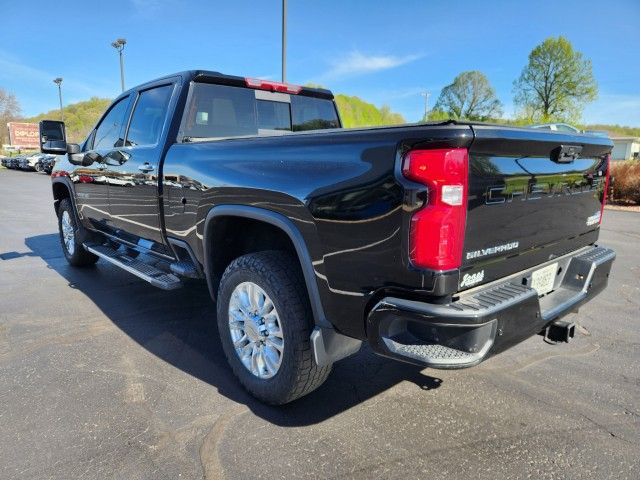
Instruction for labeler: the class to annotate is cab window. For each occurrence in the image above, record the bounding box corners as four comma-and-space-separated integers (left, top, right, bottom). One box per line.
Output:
126, 85, 174, 146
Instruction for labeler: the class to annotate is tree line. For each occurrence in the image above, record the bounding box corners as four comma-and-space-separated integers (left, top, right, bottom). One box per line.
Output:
429, 36, 598, 124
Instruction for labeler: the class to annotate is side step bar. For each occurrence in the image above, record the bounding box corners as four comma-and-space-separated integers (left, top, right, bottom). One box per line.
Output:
84, 243, 182, 290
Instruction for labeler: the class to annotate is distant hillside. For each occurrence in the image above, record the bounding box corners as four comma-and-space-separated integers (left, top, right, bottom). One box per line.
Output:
24, 97, 112, 143
335, 94, 405, 128
21, 93, 404, 144
22, 94, 635, 142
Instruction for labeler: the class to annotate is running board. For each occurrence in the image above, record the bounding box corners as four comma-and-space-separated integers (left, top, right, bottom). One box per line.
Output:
84, 243, 182, 290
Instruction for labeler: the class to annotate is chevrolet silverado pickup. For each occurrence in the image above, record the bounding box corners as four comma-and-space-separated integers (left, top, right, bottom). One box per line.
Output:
39, 70, 615, 404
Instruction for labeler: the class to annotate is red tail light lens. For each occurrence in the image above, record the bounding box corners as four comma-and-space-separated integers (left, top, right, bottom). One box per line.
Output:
402, 148, 469, 270
245, 78, 302, 94
599, 153, 610, 224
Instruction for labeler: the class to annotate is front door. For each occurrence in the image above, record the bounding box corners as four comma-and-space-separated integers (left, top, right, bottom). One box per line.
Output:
104, 83, 175, 254
73, 95, 131, 232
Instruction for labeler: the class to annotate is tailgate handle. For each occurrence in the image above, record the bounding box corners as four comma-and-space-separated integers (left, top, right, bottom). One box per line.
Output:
551, 145, 582, 163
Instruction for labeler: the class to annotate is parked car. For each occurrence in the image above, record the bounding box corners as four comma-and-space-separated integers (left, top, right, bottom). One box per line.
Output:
8, 156, 22, 169
0, 156, 9, 168
41, 155, 59, 175
41, 70, 615, 404
17, 153, 44, 171
531, 123, 582, 134
583, 130, 610, 138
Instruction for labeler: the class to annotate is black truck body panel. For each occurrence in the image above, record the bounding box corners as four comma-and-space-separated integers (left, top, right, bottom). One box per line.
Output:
50, 70, 614, 364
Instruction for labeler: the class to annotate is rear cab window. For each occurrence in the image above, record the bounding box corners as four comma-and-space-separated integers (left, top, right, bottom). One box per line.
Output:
178, 83, 340, 142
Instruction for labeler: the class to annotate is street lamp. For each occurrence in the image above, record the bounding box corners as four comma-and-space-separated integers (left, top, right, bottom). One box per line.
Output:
282, 0, 287, 83
111, 38, 127, 92
421, 91, 431, 121
53, 78, 64, 122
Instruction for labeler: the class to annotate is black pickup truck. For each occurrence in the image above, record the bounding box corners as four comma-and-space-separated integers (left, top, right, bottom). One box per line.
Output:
39, 70, 615, 404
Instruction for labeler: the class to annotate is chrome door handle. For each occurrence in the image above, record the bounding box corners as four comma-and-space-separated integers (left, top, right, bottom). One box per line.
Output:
138, 163, 154, 172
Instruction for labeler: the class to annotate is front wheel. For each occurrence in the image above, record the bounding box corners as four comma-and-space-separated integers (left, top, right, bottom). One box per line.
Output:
57, 198, 99, 267
217, 251, 332, 404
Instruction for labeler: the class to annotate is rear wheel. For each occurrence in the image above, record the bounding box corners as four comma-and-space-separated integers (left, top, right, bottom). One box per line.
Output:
57, 198, 99, 267
217, 251, 332, 404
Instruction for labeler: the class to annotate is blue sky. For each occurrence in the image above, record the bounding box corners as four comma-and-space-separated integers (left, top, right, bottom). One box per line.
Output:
1, 0, 639, 125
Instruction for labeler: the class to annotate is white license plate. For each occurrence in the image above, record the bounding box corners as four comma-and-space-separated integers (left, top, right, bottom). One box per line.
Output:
530, 262, 558, 296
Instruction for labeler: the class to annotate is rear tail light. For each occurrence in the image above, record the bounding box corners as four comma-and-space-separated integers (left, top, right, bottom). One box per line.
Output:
599, 153, 611, 224
402, 148, 469, 270
245, 78, 302, 94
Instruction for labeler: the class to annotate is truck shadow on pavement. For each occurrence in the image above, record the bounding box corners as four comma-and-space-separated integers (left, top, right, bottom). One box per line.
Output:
24, 233, 442, 426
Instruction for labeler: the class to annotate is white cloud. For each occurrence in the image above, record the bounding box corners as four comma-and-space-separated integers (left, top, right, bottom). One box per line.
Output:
131, 0, 163, 11
0, 51, 115, 116
318, 51, 421, 82
0, 52, 108, 98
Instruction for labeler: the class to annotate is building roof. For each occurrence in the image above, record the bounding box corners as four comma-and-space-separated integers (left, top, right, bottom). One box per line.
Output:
611, 137, 640, 142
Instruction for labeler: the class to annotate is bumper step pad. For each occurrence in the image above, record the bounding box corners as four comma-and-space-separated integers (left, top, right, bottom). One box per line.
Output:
367, 245, 615, 369
84, 243, 182, 290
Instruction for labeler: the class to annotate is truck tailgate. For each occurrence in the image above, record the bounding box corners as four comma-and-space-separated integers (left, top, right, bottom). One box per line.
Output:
460, 125, 611, 290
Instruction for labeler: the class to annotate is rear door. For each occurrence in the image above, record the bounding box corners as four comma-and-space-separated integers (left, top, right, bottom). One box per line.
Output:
104, 83, 175, 253
461, 125, 611, 288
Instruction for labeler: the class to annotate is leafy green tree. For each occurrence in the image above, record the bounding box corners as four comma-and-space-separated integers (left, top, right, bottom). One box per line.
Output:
425, 109, 451, 122
513, 36, 597, 123
0, 88, 21, 146
432, 71, 502, 121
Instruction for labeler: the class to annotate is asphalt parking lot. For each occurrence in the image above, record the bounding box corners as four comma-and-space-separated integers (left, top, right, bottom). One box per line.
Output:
1, 168, 639, 479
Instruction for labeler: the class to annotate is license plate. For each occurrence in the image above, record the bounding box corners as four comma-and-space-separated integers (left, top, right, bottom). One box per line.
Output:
530, 262, 558, 296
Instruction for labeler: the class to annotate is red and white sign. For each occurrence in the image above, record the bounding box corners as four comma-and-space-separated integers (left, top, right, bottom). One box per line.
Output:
7, 122, 40, 149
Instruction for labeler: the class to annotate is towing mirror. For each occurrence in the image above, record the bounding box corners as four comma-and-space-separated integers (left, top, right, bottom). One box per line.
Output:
39, 120, 67, 154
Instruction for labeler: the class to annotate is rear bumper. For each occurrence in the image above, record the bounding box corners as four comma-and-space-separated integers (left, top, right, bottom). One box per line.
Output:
367, 245, 615, 368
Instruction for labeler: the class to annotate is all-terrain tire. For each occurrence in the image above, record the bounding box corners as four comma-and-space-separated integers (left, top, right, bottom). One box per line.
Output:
217, 250, 332, 404
57, 198, 99, 267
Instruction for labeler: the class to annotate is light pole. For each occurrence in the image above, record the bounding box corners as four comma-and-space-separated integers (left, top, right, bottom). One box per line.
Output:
53, 78, 64, 122
282, 0, 287, 83
421, 91, 431, 121
111, 38, 127, 92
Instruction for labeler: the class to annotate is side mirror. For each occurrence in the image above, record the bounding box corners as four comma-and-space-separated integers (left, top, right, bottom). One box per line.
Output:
39, 120, 68, 154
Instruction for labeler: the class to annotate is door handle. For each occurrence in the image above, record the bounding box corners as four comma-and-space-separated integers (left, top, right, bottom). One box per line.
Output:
138, 163, 154, 172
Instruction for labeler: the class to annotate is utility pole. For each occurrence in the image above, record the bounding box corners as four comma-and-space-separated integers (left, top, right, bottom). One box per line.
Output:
53, 78, 64, 121
111, 38, 127, 92
282, 0, 287, 83
421, 91, 431, 121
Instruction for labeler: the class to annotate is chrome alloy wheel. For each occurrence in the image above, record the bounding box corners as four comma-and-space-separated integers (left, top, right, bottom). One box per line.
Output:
61, 210, 75, 256
228, 281, 284, 379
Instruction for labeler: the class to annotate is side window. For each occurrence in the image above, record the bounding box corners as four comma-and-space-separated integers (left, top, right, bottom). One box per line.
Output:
181, 83, 258, 140
93, 96, 130, 150
126, 85, 173, 146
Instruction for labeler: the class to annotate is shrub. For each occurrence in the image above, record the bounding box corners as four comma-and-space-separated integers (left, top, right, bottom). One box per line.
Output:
610, 161, 640, 205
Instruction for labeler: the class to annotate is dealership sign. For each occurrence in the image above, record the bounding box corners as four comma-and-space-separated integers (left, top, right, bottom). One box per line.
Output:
7, 122, 40, 149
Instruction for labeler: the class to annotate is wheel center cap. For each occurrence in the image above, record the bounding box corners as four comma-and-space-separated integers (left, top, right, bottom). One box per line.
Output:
243, 317, 262, 342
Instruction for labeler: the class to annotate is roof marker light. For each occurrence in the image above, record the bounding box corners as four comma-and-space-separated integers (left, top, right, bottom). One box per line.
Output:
245, 78, 302, 94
